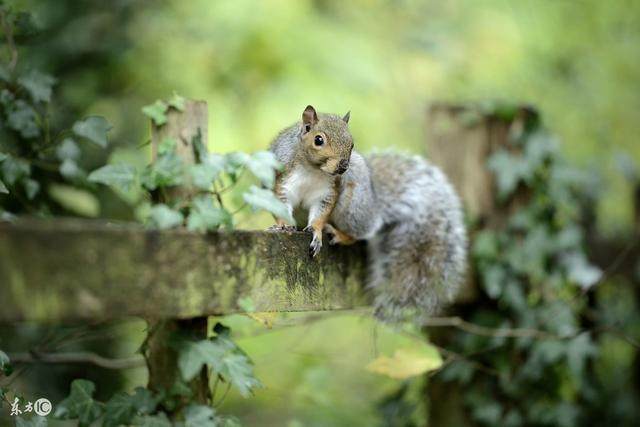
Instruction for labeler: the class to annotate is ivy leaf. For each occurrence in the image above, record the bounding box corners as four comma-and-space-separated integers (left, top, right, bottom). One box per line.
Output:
18, 70, 56, 103
141, 152, 184, 190
1, 156, 30, 185
187, 196, 232, 232
183, 405, 217, 427
103, 388, 157, 427
177, 336, 261, 397
147, 204, 184, 229
54, 379, 104, 427
215, 352, 263, 397
158, 137, 177, 156
178, 339, 226, 382
243, 185, 293, 224
60, 159, 84, 180
224, 152, 251, 181
168, 92, 186, 112
487, 150, 531, 199
132, 413, 172, 427
23, 178, 40, 200
88, 164, 137, 192
190, 161, 223, 191
72, 116, 112, 148
15, 416, 47, 427
56, 138, 80, 161
7, 100, 40, 138
245, 151, 282, 189
366, 347, 442, 380
0, 179, 7, 194
0, 349, 12, 376
103, 392, 138, 427
142, 100, 169, 126
562, 252, 602, 291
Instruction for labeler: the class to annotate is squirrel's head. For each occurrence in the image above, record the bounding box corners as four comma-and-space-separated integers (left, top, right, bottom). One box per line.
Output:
299, 105, 353, 176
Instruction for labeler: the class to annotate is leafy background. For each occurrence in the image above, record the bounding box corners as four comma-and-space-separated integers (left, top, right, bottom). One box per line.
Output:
1, 0, 639, 426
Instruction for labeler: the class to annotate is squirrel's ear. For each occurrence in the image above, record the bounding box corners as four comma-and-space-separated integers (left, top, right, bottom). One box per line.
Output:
342, 111, 351, 124
302, 105, 318, 133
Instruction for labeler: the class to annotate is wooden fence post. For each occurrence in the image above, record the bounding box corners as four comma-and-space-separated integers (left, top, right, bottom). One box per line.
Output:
424, 103, 537, 427
144, 100, 210, 414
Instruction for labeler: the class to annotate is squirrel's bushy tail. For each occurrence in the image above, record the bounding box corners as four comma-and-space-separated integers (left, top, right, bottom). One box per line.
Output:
366, 153, 467, 323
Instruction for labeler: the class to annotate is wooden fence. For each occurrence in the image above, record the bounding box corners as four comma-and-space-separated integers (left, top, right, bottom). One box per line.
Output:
1, 100, 638, 418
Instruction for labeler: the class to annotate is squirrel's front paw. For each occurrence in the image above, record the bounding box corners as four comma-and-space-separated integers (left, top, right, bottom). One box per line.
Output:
309, 234, 322, 258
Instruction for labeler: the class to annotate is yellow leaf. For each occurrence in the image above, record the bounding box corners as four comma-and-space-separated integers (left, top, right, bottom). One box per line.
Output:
246, 312, 278, 329
366, 348, 442, 380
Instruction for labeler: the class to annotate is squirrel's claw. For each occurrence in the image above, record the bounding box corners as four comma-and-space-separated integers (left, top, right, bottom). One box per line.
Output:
309, 234, 322, 258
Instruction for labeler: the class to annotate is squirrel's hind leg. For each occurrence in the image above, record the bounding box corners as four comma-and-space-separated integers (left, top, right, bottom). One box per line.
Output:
324, 223, 357, 246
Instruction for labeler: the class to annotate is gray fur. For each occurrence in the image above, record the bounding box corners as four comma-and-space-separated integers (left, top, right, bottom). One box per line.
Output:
270, 115, 467, 324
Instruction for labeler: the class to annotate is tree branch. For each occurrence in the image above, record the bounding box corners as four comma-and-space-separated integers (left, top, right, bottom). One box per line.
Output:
9, 351, 145, 370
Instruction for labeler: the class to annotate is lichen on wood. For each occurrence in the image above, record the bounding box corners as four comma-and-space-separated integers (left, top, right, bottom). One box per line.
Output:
0, 218, 369, 322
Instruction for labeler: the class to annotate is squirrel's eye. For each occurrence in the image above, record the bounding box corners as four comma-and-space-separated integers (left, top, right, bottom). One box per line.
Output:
314, 135, 324, 146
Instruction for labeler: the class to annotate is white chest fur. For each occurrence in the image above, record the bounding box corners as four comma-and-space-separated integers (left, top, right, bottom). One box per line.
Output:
282, 166, 333, 210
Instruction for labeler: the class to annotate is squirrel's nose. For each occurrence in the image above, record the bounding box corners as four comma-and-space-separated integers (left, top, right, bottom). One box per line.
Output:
336, 159, 349, 175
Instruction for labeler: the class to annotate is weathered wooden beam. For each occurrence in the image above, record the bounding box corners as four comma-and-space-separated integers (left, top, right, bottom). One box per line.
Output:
0, 218, 369, 322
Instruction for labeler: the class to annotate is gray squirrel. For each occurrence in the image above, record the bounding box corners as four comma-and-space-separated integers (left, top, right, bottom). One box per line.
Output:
269, 105, 467, 322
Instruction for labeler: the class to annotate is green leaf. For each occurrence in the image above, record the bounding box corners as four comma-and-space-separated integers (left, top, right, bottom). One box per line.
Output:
23, 178, 40, 200
15, 416, 48, 427
0, 178, 7, 194
183, 405, 217, 427
178, 339, 226, 382
0, 349, 12, 376
48, 184, 100, 217
245, 151, 282, 189
158, 137, 177, 155
243, 186, 293, 224
72, 116, 112, 148
132, 413, 172, 427
1, 156, 30, 185
104, 393, 137, 427
56, 138, 80, 161
487, 150, 532, 199
187, 196, 232, 232
148, 204, 184, 229
563, 252, 602, 290
18, 70, 56, 103
54, 379, 104, 427
103, 388, 157, 427
142, 100, 169, 126
141, 152, 184, 190
190, 161, 223, 191
168, 92, 186, 111
7, 100, 40, 138
217, 352, 263, 397
0, 153, 7, 162
88, 164, 137, 192
177, 335, 261, 397
59, 159, 84, 180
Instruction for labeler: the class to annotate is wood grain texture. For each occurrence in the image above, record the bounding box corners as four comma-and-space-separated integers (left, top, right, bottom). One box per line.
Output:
0, 219, 369, 322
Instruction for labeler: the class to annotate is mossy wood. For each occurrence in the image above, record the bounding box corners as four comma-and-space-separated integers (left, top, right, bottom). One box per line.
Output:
0, 218, 369, 322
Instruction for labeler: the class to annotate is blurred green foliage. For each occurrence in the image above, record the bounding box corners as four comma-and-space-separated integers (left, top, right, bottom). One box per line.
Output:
2, 1, 640, 426
10, 0, 640, 230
